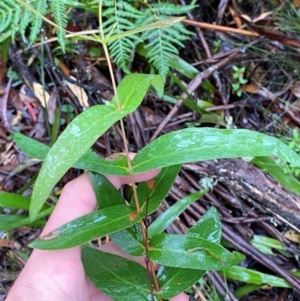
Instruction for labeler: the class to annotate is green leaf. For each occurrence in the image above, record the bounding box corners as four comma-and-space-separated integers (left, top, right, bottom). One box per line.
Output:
239, 78, 248, 84
14, 133, 49, 159
149, 233, 245, 270
0, 192, 31, 210
132, 128, 300, 173
110, 165, 180, 256
105, 17, 186, 44
148, 190, 207, 238
249, 235, 286, 256
30, 204, 144, 250
252, 156, 300, 196
235, 284, 265, 299
0, 215, 46, 231
188, 206, 221, 243
131, 165, 181, 214
157, 265, 205, 299
232, 65, 240, 72
222, 265, 291, 288
168, 54, 198, 79
90, 172, 124, 208
0, 207, 53, 231
79, 151, 130, 175
232, 83, 240, 91
156, 206, 223, 298
110, 223, 145, 256
82, 246, 155, 301
50, 0, 67, 52
30, 74, 163, 220
30, 105, 122, 219
14, 133, 130, 176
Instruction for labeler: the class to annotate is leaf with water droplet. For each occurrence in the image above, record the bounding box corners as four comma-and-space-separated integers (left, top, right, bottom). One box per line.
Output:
29, 74, 163, 220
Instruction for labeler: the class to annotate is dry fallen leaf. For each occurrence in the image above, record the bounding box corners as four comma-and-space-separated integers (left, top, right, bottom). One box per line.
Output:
0, 239, 21, 249
290, 80, 300, 98
284, 229, 300, 243
242, 84, 276, 101
67, 76, 89, 109
32, 82, 51, 107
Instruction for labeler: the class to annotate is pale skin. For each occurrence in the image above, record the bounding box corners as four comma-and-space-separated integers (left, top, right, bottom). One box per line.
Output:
6, 171, 188, 301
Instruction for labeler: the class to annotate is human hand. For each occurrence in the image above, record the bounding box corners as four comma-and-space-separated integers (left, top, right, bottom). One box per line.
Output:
6, 171, 188, 301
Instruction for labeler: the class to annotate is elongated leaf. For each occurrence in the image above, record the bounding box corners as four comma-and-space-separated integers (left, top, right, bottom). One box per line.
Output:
110, 224, 145, 256
157, 207, 222, 298
14, 133, 130, 176
249, 235, 286, 255
82, 246, 155, 301
168, 54, 198, 79
0, 207, 53, 231
222, 265, 291, 288
90, 172, 124, 208
111, 165, 180, 256
188, 206, 221, 243
105, 17, 186, 44
30, 204, 144, 250
131, 165, 181, 214
157, 266, 205, 299
30, 74, 163, 220
77, 150, 129, 175
148, 190, 207, 238
14, 133, 49, 160
0, 215, 46, 231
0, 192, 31, 210
149, 233, 244, 270
132, 128, 300, 173
30, 105, 122, 219
252, 156, 300, 196
235, 284, 264, 299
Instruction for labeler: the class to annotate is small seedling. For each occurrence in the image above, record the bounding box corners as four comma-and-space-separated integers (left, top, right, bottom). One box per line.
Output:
277, 129, 300, 177
231, 65, 248, 97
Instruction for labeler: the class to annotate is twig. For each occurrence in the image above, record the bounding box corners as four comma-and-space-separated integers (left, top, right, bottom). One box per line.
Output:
183, 19, 259, 37
0, 78, 12, 128
150, 48, 240, 141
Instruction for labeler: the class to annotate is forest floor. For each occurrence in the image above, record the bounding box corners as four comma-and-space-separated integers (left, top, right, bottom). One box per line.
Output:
2, 0, 300, 300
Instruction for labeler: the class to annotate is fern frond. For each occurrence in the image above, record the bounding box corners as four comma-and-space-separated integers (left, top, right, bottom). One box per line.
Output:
102, 1, 144, 73
144, 28, 176, 79
50, 0, 67, 52
140, 16, 193, 79
146, 2, 196, 16
11, 4, 23, 41
19, 0, 33, 41
133, 1, 195, 78
0, 0, 15, 34
29, 0, 47, 43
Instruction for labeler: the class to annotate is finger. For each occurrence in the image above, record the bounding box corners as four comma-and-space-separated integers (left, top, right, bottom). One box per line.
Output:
105, 168, 161, 189
43, 168, 161, 235
41, 173, 96, 235
7, 169, 161, 301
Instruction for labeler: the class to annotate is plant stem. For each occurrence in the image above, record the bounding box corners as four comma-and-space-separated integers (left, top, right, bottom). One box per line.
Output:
102, 43, 141, 213
99, 2, 160, 298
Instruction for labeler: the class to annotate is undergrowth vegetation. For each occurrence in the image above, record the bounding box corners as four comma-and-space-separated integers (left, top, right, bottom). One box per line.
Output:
2, 0, 300, 300
0, 0, 196, 78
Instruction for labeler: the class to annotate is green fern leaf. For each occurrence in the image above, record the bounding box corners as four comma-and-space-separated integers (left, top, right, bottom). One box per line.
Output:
11, 4, 23, 41
0, 0, 15, 33
136, 1, 196, 79
141, 18, 193, 78
19, 0, 33, 41
29, 0, 47, 43
102, 1, 144, 73
50, 0, 67, 52
147, 2, 196, 15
